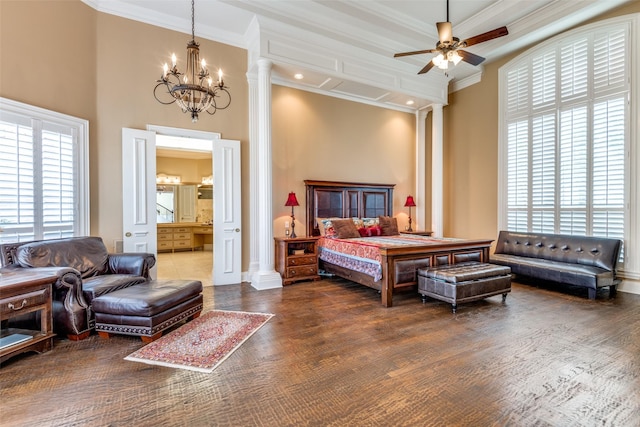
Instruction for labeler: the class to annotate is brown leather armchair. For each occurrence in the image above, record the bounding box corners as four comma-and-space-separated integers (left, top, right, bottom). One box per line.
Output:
0, 236, 156, 340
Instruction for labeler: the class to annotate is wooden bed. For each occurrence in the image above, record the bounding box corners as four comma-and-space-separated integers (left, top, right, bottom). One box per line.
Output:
305, 180, 493, 307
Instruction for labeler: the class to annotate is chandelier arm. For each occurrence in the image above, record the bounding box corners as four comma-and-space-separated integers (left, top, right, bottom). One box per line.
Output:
214, 88, 232, 110
153, 82, 178, 105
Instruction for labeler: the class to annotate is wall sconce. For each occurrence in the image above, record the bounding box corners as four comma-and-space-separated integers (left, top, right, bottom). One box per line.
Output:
404, 195, 416, 232
156, 173, 181, 184
201, 175, 213, 185
285, 192, 300, 238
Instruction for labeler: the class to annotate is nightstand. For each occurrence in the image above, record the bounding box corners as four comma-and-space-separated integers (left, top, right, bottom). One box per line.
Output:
400, 230, 434, 236
274, 236, 321, 285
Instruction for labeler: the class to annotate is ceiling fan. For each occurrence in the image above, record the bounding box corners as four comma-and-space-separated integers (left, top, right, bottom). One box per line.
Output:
394, 0, 508, 74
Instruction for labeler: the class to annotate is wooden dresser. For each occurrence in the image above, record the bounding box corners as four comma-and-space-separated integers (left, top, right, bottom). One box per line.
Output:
157, 224, 213, 252
274, 236, 321, 285
157, 225, 193, 252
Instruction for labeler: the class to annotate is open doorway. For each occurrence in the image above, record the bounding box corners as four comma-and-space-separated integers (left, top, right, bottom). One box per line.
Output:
153, 132, 215, 282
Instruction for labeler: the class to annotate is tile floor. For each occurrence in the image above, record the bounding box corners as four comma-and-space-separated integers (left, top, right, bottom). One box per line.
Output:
156, 250, 213, 285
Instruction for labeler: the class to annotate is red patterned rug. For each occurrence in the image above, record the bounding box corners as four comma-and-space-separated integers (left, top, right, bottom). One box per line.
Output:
125, 310, 274, 373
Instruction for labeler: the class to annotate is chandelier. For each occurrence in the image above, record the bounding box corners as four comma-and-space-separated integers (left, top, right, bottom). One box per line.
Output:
153, 0, 231, 122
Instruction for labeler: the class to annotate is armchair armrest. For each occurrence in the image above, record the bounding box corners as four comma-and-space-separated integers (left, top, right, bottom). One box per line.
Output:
107, 253, 156, 279
0, 265, 91, 339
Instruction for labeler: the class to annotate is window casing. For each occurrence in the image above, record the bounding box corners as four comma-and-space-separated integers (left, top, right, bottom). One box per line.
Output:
0, 98, 89, 243
499, 16, 639, 277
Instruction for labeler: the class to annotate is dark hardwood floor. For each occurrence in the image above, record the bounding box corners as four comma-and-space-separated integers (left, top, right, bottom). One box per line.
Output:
1, 277, 639, 427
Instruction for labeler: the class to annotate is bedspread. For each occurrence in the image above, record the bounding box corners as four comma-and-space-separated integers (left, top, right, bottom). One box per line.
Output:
318, 235, 461, 281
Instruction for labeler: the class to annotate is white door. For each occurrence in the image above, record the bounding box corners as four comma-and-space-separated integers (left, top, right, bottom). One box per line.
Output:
213, 139, 242, 285
177, 185, 197, 222
122, 128, 157, 278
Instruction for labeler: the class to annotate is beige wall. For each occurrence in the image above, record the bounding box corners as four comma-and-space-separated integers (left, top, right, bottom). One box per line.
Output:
0, 1, 97, 119
444, 1, 640, 243
272, 85, 417, 236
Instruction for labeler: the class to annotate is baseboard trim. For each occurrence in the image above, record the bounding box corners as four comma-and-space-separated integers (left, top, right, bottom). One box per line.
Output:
618, 278, 640, 295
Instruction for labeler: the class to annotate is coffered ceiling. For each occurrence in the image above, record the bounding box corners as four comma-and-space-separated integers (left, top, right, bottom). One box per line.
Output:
84, 0, 632, 112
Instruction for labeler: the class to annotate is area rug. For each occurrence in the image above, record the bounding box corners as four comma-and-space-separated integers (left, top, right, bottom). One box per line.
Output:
124, 310, 274, 373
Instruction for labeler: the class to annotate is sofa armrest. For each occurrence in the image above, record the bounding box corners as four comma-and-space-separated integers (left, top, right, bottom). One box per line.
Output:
107, 253, 156, 279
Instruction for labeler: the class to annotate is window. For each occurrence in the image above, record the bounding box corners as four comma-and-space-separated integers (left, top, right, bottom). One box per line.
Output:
0, 98, 89, 243
499, 18, 633, 269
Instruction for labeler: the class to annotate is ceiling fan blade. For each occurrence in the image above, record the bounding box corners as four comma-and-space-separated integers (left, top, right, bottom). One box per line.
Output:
436, 21, 453, 44
394, 49, 437, 58
462, 26, 508, 47
418, 61, 435, 75
458, 49, 486, 66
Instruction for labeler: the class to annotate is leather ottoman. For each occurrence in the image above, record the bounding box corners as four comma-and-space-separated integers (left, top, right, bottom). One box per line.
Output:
417, 262, 511, 313
93, 279, 203, 342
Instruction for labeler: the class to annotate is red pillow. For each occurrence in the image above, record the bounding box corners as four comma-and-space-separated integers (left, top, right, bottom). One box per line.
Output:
357, 225, 382, 237
368, 225, 382, 236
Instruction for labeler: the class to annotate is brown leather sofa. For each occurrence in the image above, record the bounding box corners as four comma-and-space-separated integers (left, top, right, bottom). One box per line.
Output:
0, 236, 156, 340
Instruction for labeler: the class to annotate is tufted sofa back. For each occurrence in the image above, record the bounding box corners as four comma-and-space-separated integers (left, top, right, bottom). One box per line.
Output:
494, 231, 622, 272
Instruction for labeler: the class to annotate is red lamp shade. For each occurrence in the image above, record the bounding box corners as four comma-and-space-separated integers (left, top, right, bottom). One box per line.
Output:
285, 192, 299, 207
404, 195, 416, 207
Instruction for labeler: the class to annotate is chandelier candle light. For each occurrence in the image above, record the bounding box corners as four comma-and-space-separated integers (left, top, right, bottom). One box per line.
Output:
285, 192, 300, 238
404, 195, 416, 232
154, 0, 231, 122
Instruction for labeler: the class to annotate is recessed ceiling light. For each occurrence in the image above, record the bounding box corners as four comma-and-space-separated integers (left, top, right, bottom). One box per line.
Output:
406, 100, 415, 105
294, 73, 304, 80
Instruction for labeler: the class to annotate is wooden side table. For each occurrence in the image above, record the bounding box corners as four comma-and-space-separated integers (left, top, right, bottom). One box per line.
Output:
274, 236, 321, 285
0, 270, 57, 364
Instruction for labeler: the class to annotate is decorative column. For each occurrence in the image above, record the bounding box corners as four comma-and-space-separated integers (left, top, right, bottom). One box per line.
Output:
415, 109, 428, 232
246, 74, 259, 280
431, 104, 444, 237
251, 58, 283, 289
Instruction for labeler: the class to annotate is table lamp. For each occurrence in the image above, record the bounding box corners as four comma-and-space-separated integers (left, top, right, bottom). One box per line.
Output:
285, 192, 300, 238
404, 195, 416, 232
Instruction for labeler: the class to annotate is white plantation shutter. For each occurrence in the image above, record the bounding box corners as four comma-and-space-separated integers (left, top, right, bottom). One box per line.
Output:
506, 64, 529, 113
593, 29, 626, 91
41, 123, 76, 238
532, 51, 556, 107
507, 120, 528, 231
592, 97, 625, 240
0, 99, 88, 243
559, 105, 588, 235
560, 38, 588, 99
501, 20, 629, 266
531, 113, 556, 233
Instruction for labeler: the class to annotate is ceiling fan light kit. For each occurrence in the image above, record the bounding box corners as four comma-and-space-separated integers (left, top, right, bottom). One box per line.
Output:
394, 0, 508, 75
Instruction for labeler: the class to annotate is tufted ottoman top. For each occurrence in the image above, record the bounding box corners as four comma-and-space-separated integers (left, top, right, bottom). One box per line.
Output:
418, 262, 511, 284
92, 279, 203, 317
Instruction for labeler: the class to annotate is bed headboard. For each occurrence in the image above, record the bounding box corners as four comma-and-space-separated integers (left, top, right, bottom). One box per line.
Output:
305, 180, 395, 236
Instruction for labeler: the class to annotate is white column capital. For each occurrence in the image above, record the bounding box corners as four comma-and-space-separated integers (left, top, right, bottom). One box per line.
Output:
257, 58, 273, 71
